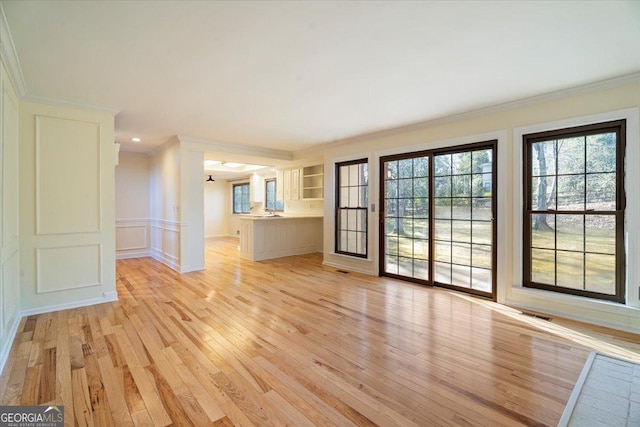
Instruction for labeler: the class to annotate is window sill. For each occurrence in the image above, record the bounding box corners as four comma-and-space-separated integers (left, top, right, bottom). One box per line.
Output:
509, 285, 639, 315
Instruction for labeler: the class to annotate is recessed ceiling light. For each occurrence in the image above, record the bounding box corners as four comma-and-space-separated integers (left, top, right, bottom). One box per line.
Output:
131, 137, 141, 142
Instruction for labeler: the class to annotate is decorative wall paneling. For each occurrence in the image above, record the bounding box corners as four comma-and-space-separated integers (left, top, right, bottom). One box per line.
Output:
19, 101, 117, 316
150, 219, 183, 271
0, 60, 21, 374
116, 218, 151, 259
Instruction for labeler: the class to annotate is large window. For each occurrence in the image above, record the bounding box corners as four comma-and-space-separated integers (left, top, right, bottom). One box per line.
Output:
380, 141, 496, 299
523, 120, 626, 302
336, 159, 368, 257
265, 178, 284, 211
233, 183, 250, 214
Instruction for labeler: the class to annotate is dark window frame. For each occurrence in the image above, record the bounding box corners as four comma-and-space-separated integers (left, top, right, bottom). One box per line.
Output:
335, 159, 369, 258
522, 120, 626, 303
232, 183, 251, 214
265, 178, 284, 212
378, 140, 497, 300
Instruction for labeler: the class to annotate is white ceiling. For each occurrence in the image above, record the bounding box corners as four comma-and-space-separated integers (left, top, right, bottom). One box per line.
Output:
3, 1, 640, 154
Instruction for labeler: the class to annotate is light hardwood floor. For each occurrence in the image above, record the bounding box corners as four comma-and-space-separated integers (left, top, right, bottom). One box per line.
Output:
2, 237, 639, 426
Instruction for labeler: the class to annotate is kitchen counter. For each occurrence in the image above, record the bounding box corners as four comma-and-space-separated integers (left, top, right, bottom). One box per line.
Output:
239, 215, 323, 261
240, 214, 323, 220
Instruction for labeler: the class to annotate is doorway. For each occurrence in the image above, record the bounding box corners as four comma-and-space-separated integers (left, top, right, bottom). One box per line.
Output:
380, 141, 497, 299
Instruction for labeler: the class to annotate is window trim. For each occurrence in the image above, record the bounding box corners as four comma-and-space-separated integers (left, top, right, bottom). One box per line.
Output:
522, 119, 626, 303
335, 158, 369, 258
232, 182, 251, 214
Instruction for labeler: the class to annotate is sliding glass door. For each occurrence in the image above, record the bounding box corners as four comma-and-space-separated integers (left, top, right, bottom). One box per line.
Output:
380, 142, 496, 299
382, 155, 430, 282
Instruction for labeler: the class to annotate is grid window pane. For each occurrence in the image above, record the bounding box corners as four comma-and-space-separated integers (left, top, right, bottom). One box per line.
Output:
585, 253, 616, 294
431, 147, 494, 294
557, 175, 585, 210
452, 199, 471, 220
435, 262, 451, 283
336, 159, 369, 257
381, 145, 494, 297
451, 220, 471, 243
452, 265, 471, 288
557, 251, 584, 290
525, 123, 624, 302
472, 221, 492, 245
531, 249, 555, 285
472, 244, 492, 269
585, 216, 615, 254
586, 173, 616, 211
233, 183, 250, 213
558, 137, 585, 175
556, 215, 583, 252
434, 198, 451, 219
586, 133, 616, 173
472, 198, 492, 220
471, 268, 492, 292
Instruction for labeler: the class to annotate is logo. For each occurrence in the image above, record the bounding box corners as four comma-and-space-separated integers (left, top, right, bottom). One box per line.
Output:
0, 405, 64, 427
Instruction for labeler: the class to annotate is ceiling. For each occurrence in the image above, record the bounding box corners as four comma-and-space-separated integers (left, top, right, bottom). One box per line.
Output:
3, 1, 640, 155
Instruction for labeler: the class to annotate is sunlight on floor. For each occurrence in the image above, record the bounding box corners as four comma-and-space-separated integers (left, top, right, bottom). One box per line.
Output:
452, 292, 640, 363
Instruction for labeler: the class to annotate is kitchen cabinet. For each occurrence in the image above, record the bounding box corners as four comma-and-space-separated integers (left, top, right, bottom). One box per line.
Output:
279, 167, 301, 201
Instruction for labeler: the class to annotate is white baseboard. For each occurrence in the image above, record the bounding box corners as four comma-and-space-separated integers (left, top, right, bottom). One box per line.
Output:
116, 251, 151, 260
20, 291, 119, 317
0, 313, 23, 377
322, 260, 375, 276
151, 249, 180, 272
0, 291, 119, 376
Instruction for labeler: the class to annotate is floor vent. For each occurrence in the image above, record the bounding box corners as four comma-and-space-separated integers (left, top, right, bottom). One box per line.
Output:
337, 270, 350, 274
521, 311, 552, 321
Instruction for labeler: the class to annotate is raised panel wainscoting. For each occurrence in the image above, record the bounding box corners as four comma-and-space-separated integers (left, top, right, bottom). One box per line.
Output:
116, 218, 151, 259
150, 219, 182, 271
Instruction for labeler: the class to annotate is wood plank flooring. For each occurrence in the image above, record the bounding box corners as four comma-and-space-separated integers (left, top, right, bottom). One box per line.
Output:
2, 236, 640, 426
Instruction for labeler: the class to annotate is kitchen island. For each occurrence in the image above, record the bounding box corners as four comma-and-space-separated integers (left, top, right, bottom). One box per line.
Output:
239, 215, 323, 261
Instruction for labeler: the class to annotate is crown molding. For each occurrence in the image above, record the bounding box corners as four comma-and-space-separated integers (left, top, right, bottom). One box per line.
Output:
0, 3, 27, 96
296, 71, 640, 156
177, 135, 293, 161
21, 93, 120, 116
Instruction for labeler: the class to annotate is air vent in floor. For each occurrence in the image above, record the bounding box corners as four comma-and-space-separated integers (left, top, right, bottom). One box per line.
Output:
521, 311, 552, 321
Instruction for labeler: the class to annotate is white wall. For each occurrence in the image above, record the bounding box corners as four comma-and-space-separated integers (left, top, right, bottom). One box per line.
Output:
204, 179, 228, 237
0, 59, 21, 371
179, 145, 205, 272
317, 80, 640, 333
149, 139, 205, 273
18, 100, 117, 313
115, 152, 151, 259
149, 139, 181, 270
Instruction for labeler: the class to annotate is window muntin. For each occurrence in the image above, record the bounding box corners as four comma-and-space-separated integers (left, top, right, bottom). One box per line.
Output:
335, 159, 368, 257
433, 147, 494, 293
380, 141, 496, 300
233, 183, 250, 214
265, 178, 284, 211
523, 120, 625, 302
